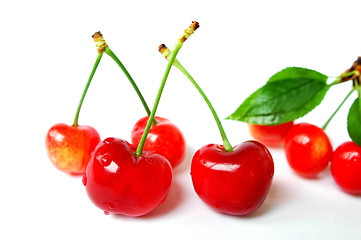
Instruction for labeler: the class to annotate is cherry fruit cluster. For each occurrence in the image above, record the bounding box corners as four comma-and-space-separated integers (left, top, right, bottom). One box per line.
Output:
45, 22, 275, 217
228, 60, 361, 194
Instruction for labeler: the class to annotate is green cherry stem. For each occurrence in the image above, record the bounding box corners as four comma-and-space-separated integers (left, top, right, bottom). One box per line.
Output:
322, 88, 355, 130
159, 45, 234, 152
134, 21, 199, 157
73, 52, 103, 127
92, 32, 151, 116
104, 48, 151, 116
134, 41, 182, 157
329, 70, 356, 86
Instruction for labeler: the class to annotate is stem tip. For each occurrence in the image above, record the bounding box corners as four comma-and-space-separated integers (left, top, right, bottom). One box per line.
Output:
341, 57, 361, 83
92, 31, 108, 53
179, 21, 200, 43
159, 44, 171, 59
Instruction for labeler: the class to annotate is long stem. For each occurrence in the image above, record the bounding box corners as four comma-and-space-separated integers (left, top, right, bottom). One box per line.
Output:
73, 52, 103, 126
134, 41, 183, 157
105, 48, 151, 116
159, 45, 233, 151
322, 88, 355, 130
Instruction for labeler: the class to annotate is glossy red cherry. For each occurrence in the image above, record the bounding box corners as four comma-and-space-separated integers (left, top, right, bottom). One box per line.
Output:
45, 123, 101, 175
131, 116, 186, 168
191, 140, 274, 216
248, 121, 294, 147
284, 122, 333, 177
331, 141, 361, 194
83, 137, 173, 217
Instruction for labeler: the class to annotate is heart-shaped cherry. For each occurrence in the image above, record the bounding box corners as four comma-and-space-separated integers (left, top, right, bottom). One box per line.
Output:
159, 44, 274, 215
131, 116, 186, 168
191, 141, 274, 215
46, 123, 101, 175
46, 47, 103, 175
83, 137, 172, 216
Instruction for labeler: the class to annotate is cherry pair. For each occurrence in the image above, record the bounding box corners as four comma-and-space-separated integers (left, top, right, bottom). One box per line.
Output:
82, 23, 199, 216
250, 122, 361, 194
225, 55, 361, 198
249, 121, 332, 176
46, 33, 185, 175
285, 123, 361, 194
46, 26, 188, 217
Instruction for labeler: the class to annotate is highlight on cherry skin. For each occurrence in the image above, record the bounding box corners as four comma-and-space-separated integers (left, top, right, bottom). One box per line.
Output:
331, 141, 361, 194
284, 122, 333, 178
191, 140, 274, 216
45, 123, 101, 175
83, 137, 173, 217
248, 121, 294, 147
131, 116, 186, 168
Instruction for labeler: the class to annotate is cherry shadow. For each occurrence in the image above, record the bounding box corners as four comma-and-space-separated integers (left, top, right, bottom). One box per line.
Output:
189, 180, 288, 220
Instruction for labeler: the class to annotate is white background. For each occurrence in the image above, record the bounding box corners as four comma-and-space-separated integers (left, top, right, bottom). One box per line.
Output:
1, 0, 361, 239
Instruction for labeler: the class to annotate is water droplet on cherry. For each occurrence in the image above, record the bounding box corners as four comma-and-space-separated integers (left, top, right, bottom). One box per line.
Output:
104, 211, 110, 215
100, 153, 112, 167
200, 159, 207, 165
82, 175, 87, 186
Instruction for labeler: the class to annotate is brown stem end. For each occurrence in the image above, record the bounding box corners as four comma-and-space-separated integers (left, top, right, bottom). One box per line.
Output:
158, 44, 171, 60
178, 21, 199, 43
92, 31, 108, 53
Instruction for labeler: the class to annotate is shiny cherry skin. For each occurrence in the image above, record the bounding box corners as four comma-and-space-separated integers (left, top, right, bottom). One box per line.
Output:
83, 137, 173, 217
248, 121, 294, 147
284, 123, 333, 177
131, 116, 186, 168
46, 123, 101, 175
191, 140, 274, 216
331, 141, 361, 194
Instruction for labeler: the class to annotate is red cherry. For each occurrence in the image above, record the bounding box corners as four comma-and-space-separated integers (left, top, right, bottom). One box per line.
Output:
84, 137, 173, 217
45, 123, 101, 175
331, 141, 361, 194
190, 140, 274, 216
131, 116, 186, 168
248, 121, 294, 147
284, 123, 333, 177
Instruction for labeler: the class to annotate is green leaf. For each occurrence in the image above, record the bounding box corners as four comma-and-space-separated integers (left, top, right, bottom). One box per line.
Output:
347, 98, 361, 146
227, 67, 330, 125
268, 67, 326, 83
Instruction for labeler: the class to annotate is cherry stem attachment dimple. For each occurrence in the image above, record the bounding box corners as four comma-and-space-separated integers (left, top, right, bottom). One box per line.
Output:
158, 44, 234, 152
134, 21, 199, 157
322, 88, 355, 130
73, 52, 103, 127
